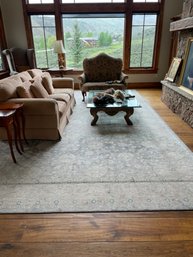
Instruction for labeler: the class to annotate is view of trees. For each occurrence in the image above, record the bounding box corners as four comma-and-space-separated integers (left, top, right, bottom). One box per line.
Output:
31, 15, 156, 69
71, 22, 84, 67
63, 17, 124, 69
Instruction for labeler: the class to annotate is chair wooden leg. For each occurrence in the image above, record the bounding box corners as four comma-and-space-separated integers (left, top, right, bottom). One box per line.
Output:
82, 91, 86, 102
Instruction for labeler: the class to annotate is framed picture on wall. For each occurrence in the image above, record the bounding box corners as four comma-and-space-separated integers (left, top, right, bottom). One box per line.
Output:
165, 57, 182, 82
179, 37, 193, 90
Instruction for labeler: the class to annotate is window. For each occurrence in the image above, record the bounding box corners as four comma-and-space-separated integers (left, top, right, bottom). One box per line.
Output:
28, 0, 54, 3
0, 7, 7, 72
0, 53, 3, 70
62, 0, 124, 3
63, 14, 124, 68
130, 13, 157, 68
31, 15, 57, 68
24, 0, 163, 72
133, 0, 158, 2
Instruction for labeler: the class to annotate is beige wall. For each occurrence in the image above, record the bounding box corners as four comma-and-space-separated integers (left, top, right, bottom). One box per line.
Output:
0, 0, 184, 83
0, 0, 27, 48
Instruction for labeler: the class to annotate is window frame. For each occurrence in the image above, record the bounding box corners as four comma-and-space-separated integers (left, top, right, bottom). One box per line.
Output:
22, 0, 164, 73
30, 14, 57, 68
0, 7, 8, 72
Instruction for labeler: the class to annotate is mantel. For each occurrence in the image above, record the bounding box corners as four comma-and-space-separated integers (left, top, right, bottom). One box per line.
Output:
170, 16, 193, 31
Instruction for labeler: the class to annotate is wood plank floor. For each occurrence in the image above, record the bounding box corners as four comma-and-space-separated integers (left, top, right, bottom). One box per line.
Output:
0, 88, 193, 257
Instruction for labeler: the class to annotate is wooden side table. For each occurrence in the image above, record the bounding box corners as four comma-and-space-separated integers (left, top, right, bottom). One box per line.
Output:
0, 103, 27, 153
0, 110, 19, 163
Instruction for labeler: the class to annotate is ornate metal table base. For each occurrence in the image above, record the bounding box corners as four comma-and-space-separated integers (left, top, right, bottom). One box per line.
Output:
90, 107, 134, 126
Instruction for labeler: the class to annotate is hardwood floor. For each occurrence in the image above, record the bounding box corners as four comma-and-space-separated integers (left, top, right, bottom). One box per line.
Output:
0, 88, 193, 257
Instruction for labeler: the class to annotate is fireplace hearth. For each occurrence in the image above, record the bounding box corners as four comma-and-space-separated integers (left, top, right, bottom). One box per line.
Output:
161, 0, 193, 128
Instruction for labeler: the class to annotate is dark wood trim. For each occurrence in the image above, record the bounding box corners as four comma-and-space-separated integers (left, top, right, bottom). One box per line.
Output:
152, 0, 165, 73
54, 0, 64, 41
126, 0, 164, 73
22, 0, 34, 48
0, 71, 9, 79
0, 6, 8, 71
22, 1, 164, 72
61, 3, 126, 14
26, 4, 55, 14
0, 8, 7, 49
123, 8, 132, 70
128, 68, 158, 74
131, 3, 161, 12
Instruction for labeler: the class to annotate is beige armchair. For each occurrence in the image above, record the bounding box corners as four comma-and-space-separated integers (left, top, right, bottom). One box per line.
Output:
78, 53, 128, 101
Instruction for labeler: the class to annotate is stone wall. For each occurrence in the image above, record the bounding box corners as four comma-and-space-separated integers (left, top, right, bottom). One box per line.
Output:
162, 81, 193, 128
161, 0, 193, 128
182, 0, 193, 18
177, 0, 193, 58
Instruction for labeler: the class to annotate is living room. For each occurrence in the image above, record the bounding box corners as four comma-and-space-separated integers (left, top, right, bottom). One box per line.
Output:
0, 0, 193, 256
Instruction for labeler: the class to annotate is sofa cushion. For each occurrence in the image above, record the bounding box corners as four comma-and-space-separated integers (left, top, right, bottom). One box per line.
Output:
19, 71, 32, 82
57, 100, 67, 117
28, 69, 43, 78
30, 79, 49, 98
42, 72, 54, 94
54, 88, 74, 98
0, 76, 22, 101
49, 93, 70, 103
17, 81, 34, 98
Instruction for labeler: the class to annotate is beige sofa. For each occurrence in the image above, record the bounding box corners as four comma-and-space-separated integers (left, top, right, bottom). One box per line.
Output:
0, 69, 75, 140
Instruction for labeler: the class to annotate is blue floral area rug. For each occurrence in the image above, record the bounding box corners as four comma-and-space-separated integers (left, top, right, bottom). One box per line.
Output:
0, 91, 193, 213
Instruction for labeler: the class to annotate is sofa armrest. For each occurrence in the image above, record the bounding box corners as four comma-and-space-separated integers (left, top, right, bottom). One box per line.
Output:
52, 77, 74, 89
8, 98, 59, 115
78, 73, 86, 84
120, 72, 129, 84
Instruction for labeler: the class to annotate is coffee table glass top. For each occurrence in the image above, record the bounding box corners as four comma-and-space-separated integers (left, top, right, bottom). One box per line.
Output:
87, 90, 141, 108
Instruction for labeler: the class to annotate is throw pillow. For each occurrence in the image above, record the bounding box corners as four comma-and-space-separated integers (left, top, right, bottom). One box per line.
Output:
19, 71, 32, 82
17, 81, 34, 98
30, 79, 49, 98
28, 69, 43, 78
42, 72, 54, 94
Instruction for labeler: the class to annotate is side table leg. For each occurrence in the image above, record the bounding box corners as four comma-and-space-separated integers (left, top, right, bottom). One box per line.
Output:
13, 117, 22, 155
90, 109, 99, 126
124, 108, 134, 125
5, 124, 17, 163
20, 110, 28, 145
15, 113, 24, 152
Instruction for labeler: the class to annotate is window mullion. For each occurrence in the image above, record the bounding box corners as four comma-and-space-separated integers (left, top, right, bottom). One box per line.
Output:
140, 14, 145, 67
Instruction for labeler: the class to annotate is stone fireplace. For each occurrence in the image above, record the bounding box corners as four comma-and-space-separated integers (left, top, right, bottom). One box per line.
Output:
161, 0, 193, 128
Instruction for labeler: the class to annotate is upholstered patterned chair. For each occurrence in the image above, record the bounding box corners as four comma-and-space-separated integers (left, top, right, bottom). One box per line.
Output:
78, 53, 128, 101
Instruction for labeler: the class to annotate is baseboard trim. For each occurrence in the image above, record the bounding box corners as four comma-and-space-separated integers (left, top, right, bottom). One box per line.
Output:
127, 82, 162, 88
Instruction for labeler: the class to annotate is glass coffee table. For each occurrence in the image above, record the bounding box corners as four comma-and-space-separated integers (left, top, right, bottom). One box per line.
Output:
87, 90, 141, 126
